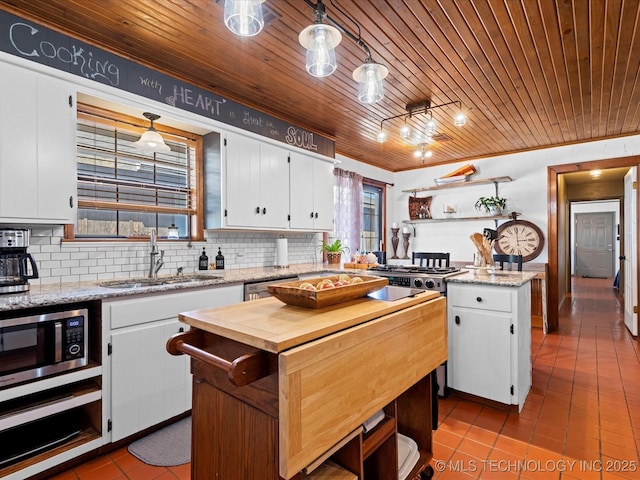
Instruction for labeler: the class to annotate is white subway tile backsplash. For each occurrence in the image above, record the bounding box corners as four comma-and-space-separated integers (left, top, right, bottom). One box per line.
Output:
18, 227, 321, 285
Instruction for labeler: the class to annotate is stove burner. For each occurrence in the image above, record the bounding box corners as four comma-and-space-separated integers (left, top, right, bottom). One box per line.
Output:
369, 264, 466, 293
370, 265, 461, 275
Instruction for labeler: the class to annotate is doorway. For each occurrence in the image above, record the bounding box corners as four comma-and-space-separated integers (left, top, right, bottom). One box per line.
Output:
574, 211, 615, 278
547, 158, 640, 332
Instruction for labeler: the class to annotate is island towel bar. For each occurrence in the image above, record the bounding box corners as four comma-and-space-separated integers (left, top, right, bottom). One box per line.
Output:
166, 330, 269, 386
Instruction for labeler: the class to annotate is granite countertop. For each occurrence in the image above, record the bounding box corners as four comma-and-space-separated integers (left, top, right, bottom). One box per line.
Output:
446, 269, 538, 287
0, 264, 350, 311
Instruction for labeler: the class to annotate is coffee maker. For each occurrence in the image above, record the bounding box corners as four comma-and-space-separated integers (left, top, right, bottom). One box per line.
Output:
0, 229, 39, 294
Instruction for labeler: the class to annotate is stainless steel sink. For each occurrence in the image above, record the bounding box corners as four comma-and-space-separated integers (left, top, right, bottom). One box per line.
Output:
98, 274, 221, 289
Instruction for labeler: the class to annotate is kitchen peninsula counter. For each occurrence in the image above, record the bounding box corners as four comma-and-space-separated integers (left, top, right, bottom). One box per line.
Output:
446, 269, 538, 287
445, 269, 534, 411
170, 289, 446, 479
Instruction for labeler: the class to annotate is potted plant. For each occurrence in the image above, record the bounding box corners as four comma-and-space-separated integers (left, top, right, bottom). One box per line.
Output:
319, 239, 350, 264
475, 195, 507, 215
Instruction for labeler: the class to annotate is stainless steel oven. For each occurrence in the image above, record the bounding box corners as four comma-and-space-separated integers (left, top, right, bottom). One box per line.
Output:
0, 309, 88, 389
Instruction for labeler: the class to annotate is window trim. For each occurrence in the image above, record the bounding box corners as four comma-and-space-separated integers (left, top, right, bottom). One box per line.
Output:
362, 177, 387, 251
66, 104, 204, 242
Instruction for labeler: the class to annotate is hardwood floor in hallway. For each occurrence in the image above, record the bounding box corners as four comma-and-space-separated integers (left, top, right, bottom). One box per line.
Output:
50, 276, 640, 480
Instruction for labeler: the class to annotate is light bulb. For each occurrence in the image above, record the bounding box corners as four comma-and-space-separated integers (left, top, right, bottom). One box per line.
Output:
454, 112, 467, 126
305, 25, 337, 77
425, 118, 437, 137
224, 0, 264, 37
400, 124, 411, 139
353, 63, 387, 104
377, 130, 387, 142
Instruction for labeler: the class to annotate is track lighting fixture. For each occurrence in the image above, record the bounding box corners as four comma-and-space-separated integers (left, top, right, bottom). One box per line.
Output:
300, 0, 388, 103
133, 112, 170, 153
224, 0, 265, 37
376, 100, 468, 157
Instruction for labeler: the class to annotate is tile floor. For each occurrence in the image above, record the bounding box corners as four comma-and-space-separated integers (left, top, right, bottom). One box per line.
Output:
50, 276, 639, 480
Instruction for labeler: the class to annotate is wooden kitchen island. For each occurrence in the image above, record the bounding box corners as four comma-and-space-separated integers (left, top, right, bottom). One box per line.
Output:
167, 288, 446, 480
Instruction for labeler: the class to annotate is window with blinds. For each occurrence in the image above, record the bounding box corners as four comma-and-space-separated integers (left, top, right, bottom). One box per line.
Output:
75, 106, 201, 239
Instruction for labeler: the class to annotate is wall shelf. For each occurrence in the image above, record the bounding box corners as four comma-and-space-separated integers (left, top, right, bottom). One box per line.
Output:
402, 176, 512, 194
403, 214, 515, 224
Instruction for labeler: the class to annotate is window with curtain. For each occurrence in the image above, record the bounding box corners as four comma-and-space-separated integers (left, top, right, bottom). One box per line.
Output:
72, 105, 202, 240
362, 182, 384, 252
333, 168, 363, 255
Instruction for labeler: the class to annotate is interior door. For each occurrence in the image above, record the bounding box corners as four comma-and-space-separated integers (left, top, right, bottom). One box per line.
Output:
624, 168, 637, 336
575, 212, 615, 277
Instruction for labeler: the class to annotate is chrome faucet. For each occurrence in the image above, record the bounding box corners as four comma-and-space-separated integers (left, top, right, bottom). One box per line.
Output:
148, 229, 165, 278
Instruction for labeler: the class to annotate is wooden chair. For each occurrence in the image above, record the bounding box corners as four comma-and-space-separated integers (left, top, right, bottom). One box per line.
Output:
412, 252, 450, 268
492, 254, 523, 271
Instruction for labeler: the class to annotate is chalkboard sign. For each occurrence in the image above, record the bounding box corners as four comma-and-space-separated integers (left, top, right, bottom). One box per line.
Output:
0, 10, 335, 157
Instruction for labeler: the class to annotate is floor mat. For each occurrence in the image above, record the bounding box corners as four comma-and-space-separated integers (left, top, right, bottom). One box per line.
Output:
127, 416, 191, 466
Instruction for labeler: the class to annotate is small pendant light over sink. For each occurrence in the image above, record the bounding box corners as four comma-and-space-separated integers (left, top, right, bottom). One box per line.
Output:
133, 112, 170, 153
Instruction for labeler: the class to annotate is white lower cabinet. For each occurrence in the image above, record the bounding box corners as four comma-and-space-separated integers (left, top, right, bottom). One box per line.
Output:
446, 281, 531, 411
104, 284, 243, 442
109, 319, 189, 441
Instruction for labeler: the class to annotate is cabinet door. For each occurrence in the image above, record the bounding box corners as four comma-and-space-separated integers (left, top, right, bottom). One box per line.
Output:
0, 64, 38, 219
259, 142, 290, 229
289, 152, 316, 229
36, 74, 76, 222
312, 159, 335, 231
290, 152, 334, 231
448, 307, 512, 404
225, 132, 262, 227
110, 319, 189, 441
0, 65, 76, 223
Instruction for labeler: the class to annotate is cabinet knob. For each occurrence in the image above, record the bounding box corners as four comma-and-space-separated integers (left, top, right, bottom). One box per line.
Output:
262, 207, 266, 215
178, 327, 184, 333
310, 212, 314, 218
314, 212, 318, 218
455, 315, 460, 325
256, 206, 260, 214
69, 196, 74, 208
476, 296, 483, 303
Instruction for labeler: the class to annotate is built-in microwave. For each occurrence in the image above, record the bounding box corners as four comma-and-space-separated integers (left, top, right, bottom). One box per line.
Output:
0, 309, 88, 389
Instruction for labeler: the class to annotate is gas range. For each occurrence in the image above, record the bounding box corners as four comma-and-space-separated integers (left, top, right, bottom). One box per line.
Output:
369, 265, 466, 294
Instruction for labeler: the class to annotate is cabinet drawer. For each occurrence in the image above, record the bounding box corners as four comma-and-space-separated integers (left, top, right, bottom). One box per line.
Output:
278, 297, 446, 478
449, 284, 512, 312
107, 285, 243, 329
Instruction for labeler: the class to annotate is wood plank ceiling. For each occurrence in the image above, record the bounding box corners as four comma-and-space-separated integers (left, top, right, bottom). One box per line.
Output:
1, 0, 640, 172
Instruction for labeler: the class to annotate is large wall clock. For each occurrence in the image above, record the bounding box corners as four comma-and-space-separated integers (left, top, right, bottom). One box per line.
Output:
494, 219, 545, 262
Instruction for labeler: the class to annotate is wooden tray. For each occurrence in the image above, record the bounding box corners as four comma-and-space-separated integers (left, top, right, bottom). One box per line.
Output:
267, 275, 388, 309
343, 263, 379, 269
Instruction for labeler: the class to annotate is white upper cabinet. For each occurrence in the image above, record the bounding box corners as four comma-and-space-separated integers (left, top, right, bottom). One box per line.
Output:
224, 131, 290, 229
0, 63, 76, 223
289, 151, 334, 231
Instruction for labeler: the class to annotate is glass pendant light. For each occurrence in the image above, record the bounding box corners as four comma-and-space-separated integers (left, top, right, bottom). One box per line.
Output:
454, 111, 467, 126
425, 118, 437, 137
399, 118, 411, 139
299, 23, 342, 77
352, 62, 388, 104
224, 0, 265, 37
377, 129, 387, 142
133, 113, 170, 153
